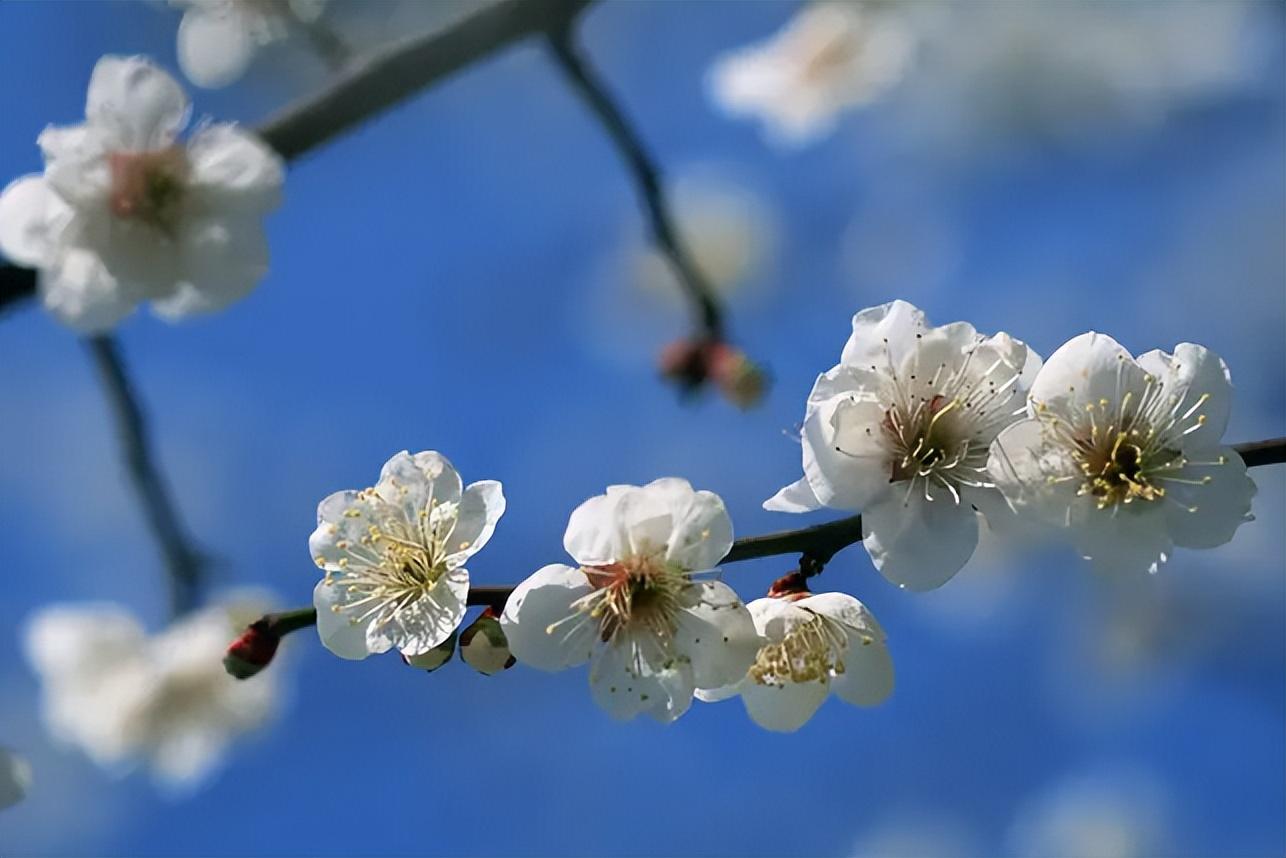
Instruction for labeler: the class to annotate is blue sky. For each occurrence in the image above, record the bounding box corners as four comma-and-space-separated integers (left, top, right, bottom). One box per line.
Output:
0, 1, 1283, 855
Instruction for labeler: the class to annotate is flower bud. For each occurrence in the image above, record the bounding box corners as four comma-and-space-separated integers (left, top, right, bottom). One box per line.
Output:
459, 608, 515, 675
658, 337, 768, 408
402, 631, 457, 672
223, 621, 280, 679
767, 570, 811, 601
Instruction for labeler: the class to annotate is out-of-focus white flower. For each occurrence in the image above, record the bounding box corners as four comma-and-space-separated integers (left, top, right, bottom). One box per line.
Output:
0, 55, 283, 332
173, 0, 328, 88
708, 2, 914, 146
766, 300, 1041, 590
310, 451, 505, 661
989, 333, 1256, 575
0, 747, 32, 810
501, 478, 759, 723
696, 592, 892, 732
23, 594, 279, 787
1007, 769, 1171, 858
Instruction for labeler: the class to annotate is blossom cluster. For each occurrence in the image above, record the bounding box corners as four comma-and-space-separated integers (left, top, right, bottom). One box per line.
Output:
292, 300, 1254, 736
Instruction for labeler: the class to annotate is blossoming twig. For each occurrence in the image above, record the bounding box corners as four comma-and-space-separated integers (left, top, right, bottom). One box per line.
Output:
249, 436, 1286, 651
544, 19, 726, 341
87, 335, 205, 616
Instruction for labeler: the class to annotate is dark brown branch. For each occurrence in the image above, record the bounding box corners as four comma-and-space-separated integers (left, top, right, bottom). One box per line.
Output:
544, 20, 725, 340
86, 336, 204, 616
259, 0, 593, 161
0, 263, 36, 313
253, 436, 1286, 644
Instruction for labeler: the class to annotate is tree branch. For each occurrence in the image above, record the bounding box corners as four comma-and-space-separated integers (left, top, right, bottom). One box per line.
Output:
86, 336, 204, 617
259, 0, 593, 161
249, 436, 1286, 645
0, 263, 36, 313
544, 20, 725, 340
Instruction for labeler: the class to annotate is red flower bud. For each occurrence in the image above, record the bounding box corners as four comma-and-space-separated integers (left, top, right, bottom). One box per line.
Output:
658, 338, 768, 408
767, 571, 811, 600
223, 621, 280, 680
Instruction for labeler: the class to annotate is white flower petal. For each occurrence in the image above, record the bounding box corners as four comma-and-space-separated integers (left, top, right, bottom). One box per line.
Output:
186, 124, 284, 214
1030, 331, 1147, 415
40, 245, 138, 332
178, 7, 258, 89
739, 677, 829, 732
1071, 499, 1172, 575
662, 484, 734, 571
0, 748, 31, 811
86, 56, 189, 150
153, 215, 269, 319
839, 299, 928, 370
500, 564, 595, 671
312, 579, 374, 660
988, 418, 1082, 524
37, 124, 111, 207
308, 489, 379, 570
801, 394, 892, 510
444, 480, 506, 567
0, 176, 69, 266
23, 603, 147, 680
1162, 446, 1256, 549
673, 581, 758, 688
861, 491, 979, 590
374, 451, 463, 523
563, 491, 629, 566
763, 475, 824, 513
1136, 343, 1233, 451
367, 569, 468, 657
694, 681, 743, 704
830, 638, 894, 707
589, 637, 696, 723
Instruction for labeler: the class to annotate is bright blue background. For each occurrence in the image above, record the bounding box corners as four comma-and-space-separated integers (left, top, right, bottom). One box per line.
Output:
1, 2, 1283, 855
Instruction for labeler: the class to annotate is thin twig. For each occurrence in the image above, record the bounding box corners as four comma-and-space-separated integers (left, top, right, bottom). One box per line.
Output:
0, 263, 36, 314
544, 21, 725, 340
250, 435, 1286, 642
86, 336, 204, 617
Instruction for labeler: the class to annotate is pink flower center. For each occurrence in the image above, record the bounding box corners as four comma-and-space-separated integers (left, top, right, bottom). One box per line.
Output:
108, 147, 188, 229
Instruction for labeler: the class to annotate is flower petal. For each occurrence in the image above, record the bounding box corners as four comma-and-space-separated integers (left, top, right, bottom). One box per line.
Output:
500, 564, 595, 671
374, 451, 463, 525
1030, 332, 1147, 416
589, 637, 696, 723
801, 394, 893, 510
40, 245, 138, 332
673, 581, 758, 688
662, 483, 734, 571
153, 215, 269, 319
839, 299, 928, 370
739, 678, 829, 732
86, 56, 189, 150
1071, 499, 1172, 575
177, 7, 258, 89
1162, 446, 1256, 549
312, 579, 374, 660
830, 638, 894, 707
37, 124, 111, 206
0, 176, 69, 267
186, 124, 284, 214
1136, 343, 1233, 451
563, 490, 629, 566
861, 491, 979, 590
763, 475, 824, 513
988, 418, 1082, 525
444, 480, 506, 567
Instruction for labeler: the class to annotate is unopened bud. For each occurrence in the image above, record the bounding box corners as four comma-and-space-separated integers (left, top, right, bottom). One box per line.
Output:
658, 338, 768, 408
224, 621, 280, 679
767, 571, 811, 601
459, 608, 516, 675
402, 631, 457, 672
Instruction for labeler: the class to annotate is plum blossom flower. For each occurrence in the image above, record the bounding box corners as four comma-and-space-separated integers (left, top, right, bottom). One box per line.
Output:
766, 300, 1042, 590
311, 451, 505, 661
0, 55, 283, 331
172, 0, 329, 89
0, 748, 31, 811
988, 333, 1255, 575
696, 592, 893, 732
22, 594, 279, 787
708, 2, 914, 146
500, 478, 759, 723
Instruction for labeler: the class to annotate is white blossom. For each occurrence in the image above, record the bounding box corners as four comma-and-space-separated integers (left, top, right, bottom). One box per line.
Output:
766, 300, 1042, 590
22, 594, 279, 787
0, 55, 283, 332
696, 592, 892, 732
500, 478, 759, 723
708, 2, 914, 146
173, 0, 328, 89
0, 747, 32, 811
988, 333, 1255, 575
310, 451, 505, 661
